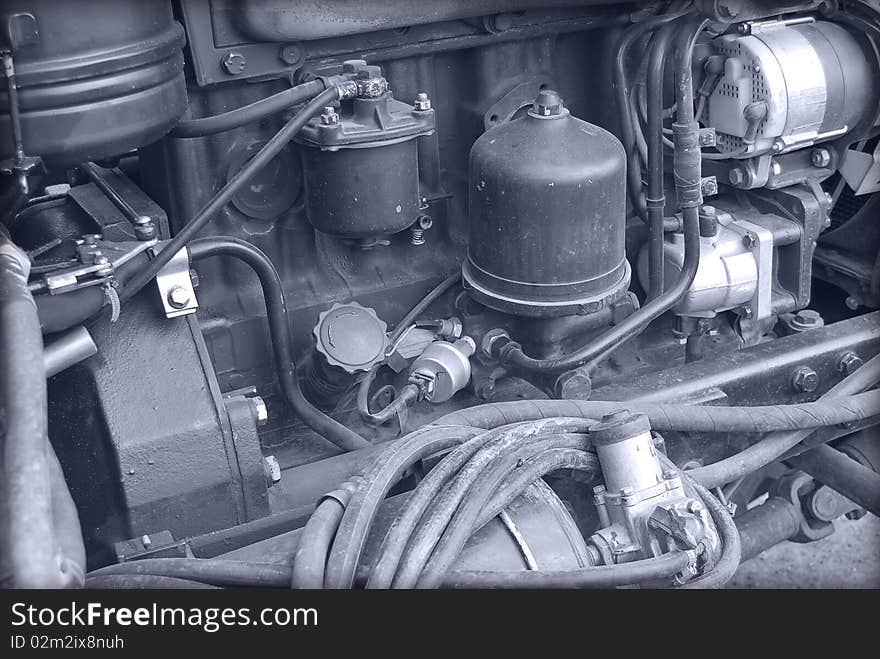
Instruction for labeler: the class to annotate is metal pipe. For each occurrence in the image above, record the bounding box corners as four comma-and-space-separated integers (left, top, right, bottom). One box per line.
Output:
734, 497, 801, 563
44, 326, 97, 378
787, 445, 880, 518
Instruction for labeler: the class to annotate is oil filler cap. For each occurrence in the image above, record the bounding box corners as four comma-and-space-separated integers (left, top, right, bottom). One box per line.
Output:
590, 411, 651, 446
313, 302, 389, 373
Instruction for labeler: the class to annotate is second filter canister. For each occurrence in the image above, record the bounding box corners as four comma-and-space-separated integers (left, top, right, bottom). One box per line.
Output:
463, 90, 630, 318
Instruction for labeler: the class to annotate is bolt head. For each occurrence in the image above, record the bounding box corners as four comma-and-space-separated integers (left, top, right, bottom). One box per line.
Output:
742, 232, 757, 248
741, 306, 754, 319
792, 366, 819, 393
263, 455, 282, 485
279, 44, 303, 66
222, 51, 247, 75
728, 167, 746, 187
531, 89, 564, 117
320, 106, 340, 125
251, 396, 268, 426
811, 148, 832, 168
414, 92, 432, 111
167, 285, 190, 309
793, 309, 821, 328
700, 177, 718, 197
837, 352, 864, 377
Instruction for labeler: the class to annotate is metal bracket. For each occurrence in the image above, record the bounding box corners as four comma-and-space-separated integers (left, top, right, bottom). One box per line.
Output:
152, 244, 198, 319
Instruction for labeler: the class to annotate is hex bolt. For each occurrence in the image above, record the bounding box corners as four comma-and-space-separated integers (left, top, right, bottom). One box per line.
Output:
698, 129, 716, 147
837, 352, 864, 377
742, 231, 757, 249
279, 44, 303, 66
167, 285, 190, 309
728, 167, 746, 187
413, 92, 432, 111
791, 366, 819, 393
791, 309, 823, 331
251, 396, 269, 426
845, 296, 860, 311
134, 215, 156, 241
263, 455, 282, 486
222, 51, 247, 75
699, 176, 718, 197
320, 106, 340, 126
741, 305, 754, 319
811, 148, 832, 168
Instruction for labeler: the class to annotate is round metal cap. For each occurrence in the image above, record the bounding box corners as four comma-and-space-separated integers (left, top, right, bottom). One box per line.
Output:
313, 302, 388, 374
529, 89, 565, 118
589, 410, 651, 446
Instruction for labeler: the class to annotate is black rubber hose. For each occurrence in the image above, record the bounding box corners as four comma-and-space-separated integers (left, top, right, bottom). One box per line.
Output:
786, 445, 880, 518
391, 420, 594, 589
365, 422, 524, 589
430, 393, 880, 434
496, 206, 699, 375
188, 237, 369, 452
415, 435, 592, 589
477, 448, 599, 531
366, 441, 600, 589
85, 575, 218, 589
0, 229, 82, 588
171, 80, 326, 138
613, 6, 691, 221
646, 23, 677, 300
323, 425, 481, 589
676, 477, 741, 589
357, 272, 462, 424
87, 558, 291, 588
441, 549, 692, 589
689, 353, 880, 488
291, 486, 353, 589
119, 85, 342, 307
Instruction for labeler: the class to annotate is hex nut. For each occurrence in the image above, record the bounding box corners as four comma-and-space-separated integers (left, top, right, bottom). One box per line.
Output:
481, 328, 511, 358
791, 366, 819, 393
414, 92, 432, 111
728, 167, 746, 187
263, 455, 282, 485
811, 148, 832, 168
251, 396, 268, 426
837, 352, 863, 377
167, 285, 190, 309
222, 51, 247, 75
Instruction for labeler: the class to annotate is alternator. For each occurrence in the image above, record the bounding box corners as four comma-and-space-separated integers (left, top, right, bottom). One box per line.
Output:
705, 17, 878, 157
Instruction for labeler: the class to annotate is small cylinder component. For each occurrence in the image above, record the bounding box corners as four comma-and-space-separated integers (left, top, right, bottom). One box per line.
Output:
590, 411, 663, 495
463, 90, 630, 317
296, 61, 435, 241
706, 20, 879, 156
410, 337, 476, 403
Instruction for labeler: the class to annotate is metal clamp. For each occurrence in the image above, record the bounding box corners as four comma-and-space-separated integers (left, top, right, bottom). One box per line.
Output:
151, 244, 198, 319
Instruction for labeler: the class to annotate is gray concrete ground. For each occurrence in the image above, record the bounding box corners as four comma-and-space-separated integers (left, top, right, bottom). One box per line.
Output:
728, 514, 880, 588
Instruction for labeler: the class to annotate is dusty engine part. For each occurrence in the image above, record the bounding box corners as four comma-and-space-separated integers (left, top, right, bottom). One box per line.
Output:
463, 89, 630, 317
2, 0, 879, 592
296, 60, 435, 242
